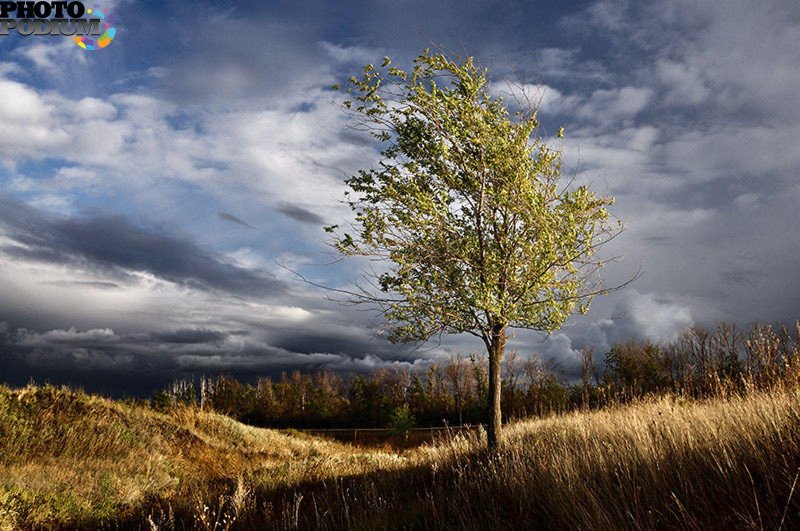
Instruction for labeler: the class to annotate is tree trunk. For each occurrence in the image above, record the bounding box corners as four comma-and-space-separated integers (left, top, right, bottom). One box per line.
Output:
486, 324, 506, 450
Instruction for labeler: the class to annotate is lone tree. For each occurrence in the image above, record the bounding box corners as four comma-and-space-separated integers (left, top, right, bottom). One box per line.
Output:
328, 49, 625, 449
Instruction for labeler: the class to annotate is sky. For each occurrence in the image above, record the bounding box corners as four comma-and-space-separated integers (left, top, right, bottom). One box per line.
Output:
1, 0, 799, 396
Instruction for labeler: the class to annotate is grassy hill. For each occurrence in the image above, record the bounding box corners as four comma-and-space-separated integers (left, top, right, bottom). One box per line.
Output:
0, 385, 406, 529
1, 383, 799, 529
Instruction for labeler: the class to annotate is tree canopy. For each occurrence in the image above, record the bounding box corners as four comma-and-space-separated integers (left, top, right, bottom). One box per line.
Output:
329, 49, 624, 447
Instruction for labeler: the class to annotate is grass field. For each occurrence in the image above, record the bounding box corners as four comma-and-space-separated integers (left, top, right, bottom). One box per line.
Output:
1, 383, 799, 529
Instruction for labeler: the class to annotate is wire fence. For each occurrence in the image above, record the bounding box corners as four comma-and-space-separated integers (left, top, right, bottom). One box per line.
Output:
298, 424, 485, 443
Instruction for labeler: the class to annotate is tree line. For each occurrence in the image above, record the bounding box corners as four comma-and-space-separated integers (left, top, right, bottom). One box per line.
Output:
152, 320, 800, 431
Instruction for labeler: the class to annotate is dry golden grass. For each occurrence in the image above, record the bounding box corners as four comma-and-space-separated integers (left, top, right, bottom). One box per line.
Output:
407, 387, 800, 529
1, 383, 799, 529
0, 384, 406, 529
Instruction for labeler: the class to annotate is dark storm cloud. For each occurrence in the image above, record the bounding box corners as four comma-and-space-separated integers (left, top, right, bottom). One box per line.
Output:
0, 321, 425, 397
13, 326, 225, 356
276, 202, 325, 225
273, 330, 380, 357
218, 212, 256, 229
0, 197, 285, 298
0, 324, 182, 396
0, 352, 176, 397
149, 328, 231, 344
269, 320, 435, 365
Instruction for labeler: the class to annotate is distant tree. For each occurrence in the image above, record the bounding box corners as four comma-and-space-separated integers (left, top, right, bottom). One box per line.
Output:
308, 371, 346, 425
254, 377, 276, 422
711, 322, 743, 380
387, 403, 416, 438
425, 364, 447, 417
444, 353, 470, 425
501, 349, 523, 419
470, 353, 488, 411
408, 372, 428, 420
151, 379, 196, 411
211, 375, 255, 418
523, 354, 567, 415
604, 341, 668, 397
579, 347, 597, 408
329, 49, 627, 448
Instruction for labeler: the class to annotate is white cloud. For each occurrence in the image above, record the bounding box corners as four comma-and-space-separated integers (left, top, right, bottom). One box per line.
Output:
321, 42, 386, 66
655, 60, 710, 105
577, 291, 694, 358
0, 64, 374, 233
489, 82, 582, 116
16, 39, 87, 71
575, 86, 653, 123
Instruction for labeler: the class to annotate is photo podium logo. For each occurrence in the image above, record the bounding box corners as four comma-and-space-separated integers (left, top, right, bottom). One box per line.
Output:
0, 1, 116, 50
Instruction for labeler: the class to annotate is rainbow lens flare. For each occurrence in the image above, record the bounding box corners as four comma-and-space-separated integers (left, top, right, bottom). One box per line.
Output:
73, 7, 116, 51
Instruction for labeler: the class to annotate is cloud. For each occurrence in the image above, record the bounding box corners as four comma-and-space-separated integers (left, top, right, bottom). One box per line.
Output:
149, 328, 231, 345
17, 327, 119, 348
276, 202, 325, 225
490, 83, 653, 131
16, 39, 87, 71
218, 212, 255, 229
2, 0, 800, 396
0, 197, 286, 298
40, 280, 121, 289
158, 14, 338, 104
607, 291, 694, 343
489, 82, 581, 118
575, 86, 653, 124
0, 320, 430, 396
551, 291, 697, 373
655, 60, 710, 105
520, 47, 612, 83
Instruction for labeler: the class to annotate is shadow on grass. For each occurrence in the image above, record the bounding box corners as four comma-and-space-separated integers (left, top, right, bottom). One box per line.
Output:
57, 436, 800, 530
